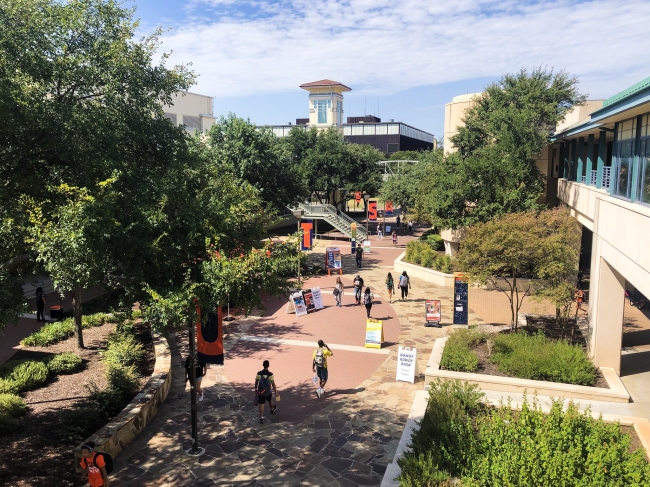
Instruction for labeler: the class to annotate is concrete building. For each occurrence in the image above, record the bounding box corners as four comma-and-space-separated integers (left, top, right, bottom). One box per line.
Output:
269, 80, 435, 156
162, 91, 216, 133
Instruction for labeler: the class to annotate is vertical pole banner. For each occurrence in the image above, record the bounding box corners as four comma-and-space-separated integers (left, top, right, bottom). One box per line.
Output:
368, 200, 378, 221
197, 306, 224, 365
351, 223, 357, 254
453, 272, 469, 325
385, 201, 394, 215
300, 220, 314, 250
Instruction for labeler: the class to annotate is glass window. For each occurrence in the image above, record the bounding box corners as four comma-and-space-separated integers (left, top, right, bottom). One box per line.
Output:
615, 140, 633, 198
617, 118, 636, 140
642, 114, 650, 137
376, 124, 387, 135
388, 124, 399, 135
314, 99, 331, 124
363, 125, 375, 135
351, 125, 363, 136
343, 126, 351, 136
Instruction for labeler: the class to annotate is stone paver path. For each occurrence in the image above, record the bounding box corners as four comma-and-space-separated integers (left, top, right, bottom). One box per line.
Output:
110, 232, 486, 487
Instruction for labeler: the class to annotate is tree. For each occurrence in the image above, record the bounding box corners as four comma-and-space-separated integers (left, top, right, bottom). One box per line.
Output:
203, 115, 308, 210
456, 210, 580, 331
427, 68, 585, 229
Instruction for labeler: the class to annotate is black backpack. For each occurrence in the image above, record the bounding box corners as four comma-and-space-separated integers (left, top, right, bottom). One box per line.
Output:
86, 452, 113, 474
364, 293, 372, 305
258, 374, 271, 396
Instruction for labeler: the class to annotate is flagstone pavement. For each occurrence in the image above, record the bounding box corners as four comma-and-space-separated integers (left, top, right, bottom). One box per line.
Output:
110, 238, 486, 487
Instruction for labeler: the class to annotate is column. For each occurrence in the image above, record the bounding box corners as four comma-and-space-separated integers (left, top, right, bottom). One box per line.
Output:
570, 139, 578, 181
592, 258, 625, 373
576, 137, 585, 183
559, 143, 566, 179
586, 134, 595, 185
596, 130, 607, 189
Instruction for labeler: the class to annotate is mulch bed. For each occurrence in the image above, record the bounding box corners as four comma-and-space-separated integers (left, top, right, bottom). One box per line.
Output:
0, 318, 154, 487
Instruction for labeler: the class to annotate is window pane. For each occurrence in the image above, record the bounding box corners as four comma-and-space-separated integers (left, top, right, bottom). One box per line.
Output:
642, 114, 650, 137
616, 140, 633, 198
388, 124, 399, 135
352, 125, 363, 136
376, 124, 387, 135
619, 118, 636, 140
343, 126, 351, 136
642, 140, 650, 203
363, 125, 375, 135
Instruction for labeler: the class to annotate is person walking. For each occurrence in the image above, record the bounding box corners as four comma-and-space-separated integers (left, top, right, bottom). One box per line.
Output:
396, 215, 401, 232
80, 442, 110, 487
385, 272, 395, 303
408, 220, 413, 234
312, 340, 333, 398
255, 360, 277, 423
35, 286, 47, 322
334, 276, 344, 307
355, 245, 363, 268
363, 287, 374, 318
392, 230, 398, 249
353, 274, 364, 305
399, 271, 411, 300
377, 223, 383, 240
185, 356, 206, 402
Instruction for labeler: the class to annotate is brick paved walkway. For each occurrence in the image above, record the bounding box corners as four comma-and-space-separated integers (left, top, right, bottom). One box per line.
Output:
110, 238, 485, 487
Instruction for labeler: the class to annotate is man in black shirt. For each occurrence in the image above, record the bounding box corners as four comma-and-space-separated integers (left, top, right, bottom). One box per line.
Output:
255, 360, 277, 423
184, 356, 206, 402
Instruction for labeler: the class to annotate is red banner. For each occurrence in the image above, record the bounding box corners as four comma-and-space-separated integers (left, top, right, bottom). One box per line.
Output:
385, 201, 394, 215
368, 201, 378, 221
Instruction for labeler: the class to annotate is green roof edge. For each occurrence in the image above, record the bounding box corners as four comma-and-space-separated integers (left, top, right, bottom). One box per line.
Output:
602, 76, 650, 107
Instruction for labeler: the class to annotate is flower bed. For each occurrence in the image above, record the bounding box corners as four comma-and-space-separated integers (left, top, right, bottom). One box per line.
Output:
397, 380, 650, 486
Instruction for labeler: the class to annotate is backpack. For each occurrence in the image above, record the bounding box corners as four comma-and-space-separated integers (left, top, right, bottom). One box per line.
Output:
36, 292, 44, 305
364, 293, 372, 305
85, 452, 113, 474
258, 373, 271, 396
314, 348, 325, 367
399, 275, 408, 287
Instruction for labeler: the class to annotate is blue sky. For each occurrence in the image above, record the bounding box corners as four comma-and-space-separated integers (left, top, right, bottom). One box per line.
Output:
130, 0, 650, 138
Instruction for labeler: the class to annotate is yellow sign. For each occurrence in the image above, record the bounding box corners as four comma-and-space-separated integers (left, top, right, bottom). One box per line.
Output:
365, 319, 384, 349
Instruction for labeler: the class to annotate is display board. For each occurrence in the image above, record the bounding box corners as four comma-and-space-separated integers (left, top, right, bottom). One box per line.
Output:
325, 247, 342, 269
396, 346, 418, 383
311, 287, 324, 309
425, 299, 442, 327
365, 319, 384, 348
292, 292, 308, 317
453, 272, 469, 325
363, 240, 371, 253
303, 289, 315, 313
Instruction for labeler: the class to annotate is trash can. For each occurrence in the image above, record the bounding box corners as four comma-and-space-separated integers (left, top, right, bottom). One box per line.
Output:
49, 305, 63, 321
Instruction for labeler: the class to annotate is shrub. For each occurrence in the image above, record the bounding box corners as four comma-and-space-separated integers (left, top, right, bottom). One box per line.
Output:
46, 352, 83, 375
0, 378, 18, 395
490, 332, 596, 386
425, 233, 445, 251
87, 363, 139, 418
21, 318, 75, 347
440, 329, 488, 373
439, 255, 454, 274
420, 248, 437, 268
0, 413, 18, 436
5, 360, 50, 392
82, 312, 110, 329
103, 335, 145, 370
0, 393, 27, 418
58, 406, 105, 442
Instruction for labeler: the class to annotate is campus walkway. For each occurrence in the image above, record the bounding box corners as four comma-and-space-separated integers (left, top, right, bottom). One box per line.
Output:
110, 233, 485, 486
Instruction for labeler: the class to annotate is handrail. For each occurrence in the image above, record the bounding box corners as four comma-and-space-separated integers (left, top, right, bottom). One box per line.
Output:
297, 203, 368, 240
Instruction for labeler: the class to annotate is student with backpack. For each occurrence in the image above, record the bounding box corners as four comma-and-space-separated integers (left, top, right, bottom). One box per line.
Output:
385, 272, 395, 303
353, 275, 364, 305
35, 286, 47, 322
399, 271, 411, 300
363, 287, 374, 318
334, 277, 344, 307
312, 340, 333, 398
355, 245, 363, 268
255, 360, 277, 423
80, 442, 111, 487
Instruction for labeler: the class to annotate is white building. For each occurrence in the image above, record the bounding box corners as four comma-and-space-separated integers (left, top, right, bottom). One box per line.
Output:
162, 91, 216, 133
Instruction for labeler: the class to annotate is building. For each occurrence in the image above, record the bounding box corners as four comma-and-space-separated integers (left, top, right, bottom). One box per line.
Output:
268, 80, 435, 156
162, 91, 216, 133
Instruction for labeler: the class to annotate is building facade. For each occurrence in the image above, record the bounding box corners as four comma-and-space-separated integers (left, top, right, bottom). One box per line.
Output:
162, 91, 216, 133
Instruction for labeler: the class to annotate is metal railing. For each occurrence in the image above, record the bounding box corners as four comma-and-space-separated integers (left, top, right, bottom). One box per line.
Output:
602, 166, 611, 190
297, 203, 368, 241
590, 170, 598, 186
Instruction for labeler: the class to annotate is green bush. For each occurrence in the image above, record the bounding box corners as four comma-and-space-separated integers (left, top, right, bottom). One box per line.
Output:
490, 332, 596, 386
58, 406, 105, 442
0, 378, 18, 395
46, 352, 83, 375
21, 318, 75, 347
81, 312, 110, 329
103, 335, 145, 369
420, 248, 437, 268
5, 360, 50, 392
0, 413, 18, 435
87, 363, 139, 418
425, 234, 445, 251
439, 329, 488, 373
0, 393, 27, 417
439, 255, 454, 274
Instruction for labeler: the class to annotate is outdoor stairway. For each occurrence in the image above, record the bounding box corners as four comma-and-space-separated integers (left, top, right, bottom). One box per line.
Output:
296, 202, 369, 241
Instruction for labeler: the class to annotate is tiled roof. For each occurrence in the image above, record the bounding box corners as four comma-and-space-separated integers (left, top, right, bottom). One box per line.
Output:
299, 79, 352, 91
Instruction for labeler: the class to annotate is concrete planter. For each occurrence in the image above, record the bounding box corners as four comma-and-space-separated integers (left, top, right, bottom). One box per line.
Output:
393, 251, 455, 287
425, 336, 630, 403
73, 331, 172, 468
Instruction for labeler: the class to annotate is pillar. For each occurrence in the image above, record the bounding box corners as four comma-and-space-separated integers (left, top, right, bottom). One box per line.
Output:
596, 130, 607, 188
570, 139, 577, 181
444, 240, 459, 256
559, 143, 566, 179
586, 134, 594, 185
592, 258, 625, 373
576, 137, 585, 183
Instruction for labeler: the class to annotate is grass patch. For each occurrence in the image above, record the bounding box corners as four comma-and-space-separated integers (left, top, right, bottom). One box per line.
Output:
21, 312, 111, 347
490, 332, 596, 386
0, 360, 49, 393
398, 380, 650, 486
440, 329, 488, 372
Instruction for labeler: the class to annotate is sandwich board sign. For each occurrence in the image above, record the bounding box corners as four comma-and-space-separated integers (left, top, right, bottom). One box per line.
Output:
364, 319, 384, 348
396, 346, 418, 383
363, 240, 371, 253
286, 292, 308, 316
424, 299, 442, 328
311, 287, 324, 310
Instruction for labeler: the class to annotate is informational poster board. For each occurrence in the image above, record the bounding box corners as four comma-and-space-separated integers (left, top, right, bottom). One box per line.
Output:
303, 289, 315, 313
396, 346, 418, 383
292, 292, 308, 317
311, 287, 324, 310
453, 272, 469, 325
365, 319, 384, 348
385, 201, 394, 215
363, 240, 371, 253
326, 247, 342, 269
386, 225, 391, 233
368, 200, 378, 221
425, 300, 442, 322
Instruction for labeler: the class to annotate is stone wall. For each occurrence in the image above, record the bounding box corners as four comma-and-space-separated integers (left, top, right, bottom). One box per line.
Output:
73, 331, 172, 469
393, 251, 455, 287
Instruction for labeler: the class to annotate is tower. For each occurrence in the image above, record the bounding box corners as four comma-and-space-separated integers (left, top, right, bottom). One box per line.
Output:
299, 79, 352, 127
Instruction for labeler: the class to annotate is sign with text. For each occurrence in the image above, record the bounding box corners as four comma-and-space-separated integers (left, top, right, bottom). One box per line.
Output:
292, 292, 308, 317
453, 272, 468, 325
368, 200, 378, 221
325, 247, 342, 269
363, 240, 371, 253
364, 319, 384, 349
425, 299, 442, 323
303, 289, 315, 313
396, 346, 418, 383
311, 287, 324, 310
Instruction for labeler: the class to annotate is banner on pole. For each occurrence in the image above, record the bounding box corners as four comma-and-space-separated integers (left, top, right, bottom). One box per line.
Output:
396, 346, 418, 383
300, 220, 314, 250
385, 201, 394, 215
365, 319, 384, 348
197, 307, 224, 365
368, 200, 378, 221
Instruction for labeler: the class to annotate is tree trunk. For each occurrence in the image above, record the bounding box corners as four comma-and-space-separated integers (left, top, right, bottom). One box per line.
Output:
72, 285, 84, 348
511, 272, 518, 332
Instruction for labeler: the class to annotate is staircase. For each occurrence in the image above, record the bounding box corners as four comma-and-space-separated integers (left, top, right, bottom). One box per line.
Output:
296, 203, 369, 242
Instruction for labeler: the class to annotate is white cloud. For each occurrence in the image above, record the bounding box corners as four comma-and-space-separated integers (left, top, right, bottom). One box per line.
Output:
157, 0, 650, 100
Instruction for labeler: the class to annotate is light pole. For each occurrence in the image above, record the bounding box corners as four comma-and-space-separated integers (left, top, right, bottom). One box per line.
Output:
185, 314, 204, 457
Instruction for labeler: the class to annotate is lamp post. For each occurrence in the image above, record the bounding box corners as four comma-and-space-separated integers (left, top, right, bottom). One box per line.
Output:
185, 313, 204, 457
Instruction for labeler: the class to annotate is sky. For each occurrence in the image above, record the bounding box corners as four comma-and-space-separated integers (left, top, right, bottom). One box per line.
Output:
131, 0, 650, 138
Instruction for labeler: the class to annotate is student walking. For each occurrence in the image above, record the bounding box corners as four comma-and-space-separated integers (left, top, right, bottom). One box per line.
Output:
386, 272, 395, 303
353, 274, 364, 305
363, 287, 374, 318
408, 220, 413, 233
392, 231, 398, 248
334, 277, 344, 307
185, 356, 206, 402
396, 215, 401, 231
355, 245, 363, 268
377, 223, 383, 240
36, 286, 47, 322
312, 340, 333, 398
80, 442, 110, 487
255, 360, 277, 423
399, 271, 411, 300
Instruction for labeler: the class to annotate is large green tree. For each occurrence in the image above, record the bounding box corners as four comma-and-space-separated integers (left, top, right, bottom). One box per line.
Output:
427, 68, 585, 229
